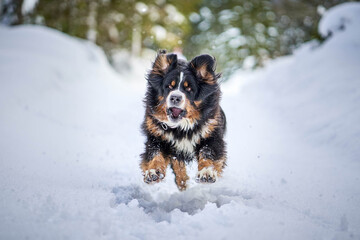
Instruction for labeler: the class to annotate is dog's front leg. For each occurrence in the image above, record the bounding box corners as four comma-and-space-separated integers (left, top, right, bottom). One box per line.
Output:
140, 150, 169, 184
196, 147, 226, 183
170, 158, 189, 191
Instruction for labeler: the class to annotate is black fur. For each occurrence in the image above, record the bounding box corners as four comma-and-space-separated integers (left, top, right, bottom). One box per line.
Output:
141, 50, 227, 182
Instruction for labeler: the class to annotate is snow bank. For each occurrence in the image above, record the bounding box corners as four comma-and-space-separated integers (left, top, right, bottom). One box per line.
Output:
222, 2, 360, 238
226, 1, 360, 161
319, 2, 360, 38
0, 25, 143, 239
1, 2, 360, 239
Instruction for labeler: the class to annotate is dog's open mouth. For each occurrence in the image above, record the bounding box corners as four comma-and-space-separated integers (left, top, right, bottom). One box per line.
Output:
168, 107, 184, 120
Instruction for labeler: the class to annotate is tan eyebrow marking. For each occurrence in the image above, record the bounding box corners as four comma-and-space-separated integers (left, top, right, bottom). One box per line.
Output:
171, 80, 176, 87
184, 81, 188, 87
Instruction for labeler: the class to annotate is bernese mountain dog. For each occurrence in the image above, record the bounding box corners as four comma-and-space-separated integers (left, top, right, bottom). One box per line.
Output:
140, 49, 227, 191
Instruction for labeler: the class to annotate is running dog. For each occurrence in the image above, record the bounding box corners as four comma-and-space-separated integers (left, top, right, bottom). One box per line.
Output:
140, 50, 227, 191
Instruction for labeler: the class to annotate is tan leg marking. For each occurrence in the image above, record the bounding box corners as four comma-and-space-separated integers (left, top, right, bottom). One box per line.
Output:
196, 154, 226, 183
141, 153, 169, 184
171, 159, 189, 191
171, 158, 189, 191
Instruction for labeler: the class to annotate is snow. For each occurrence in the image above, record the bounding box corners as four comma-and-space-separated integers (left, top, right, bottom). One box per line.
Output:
1, 2, 360, 239
318, 2, 360, 38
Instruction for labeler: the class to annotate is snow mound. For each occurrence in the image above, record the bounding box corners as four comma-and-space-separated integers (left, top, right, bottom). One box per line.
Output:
112, 184, 254, 222
0, 25, 124, 130
225, 2, 360, 161
319, 2, 360, 37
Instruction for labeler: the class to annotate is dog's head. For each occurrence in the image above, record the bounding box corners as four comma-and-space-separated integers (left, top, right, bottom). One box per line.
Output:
146, 50, 221, 131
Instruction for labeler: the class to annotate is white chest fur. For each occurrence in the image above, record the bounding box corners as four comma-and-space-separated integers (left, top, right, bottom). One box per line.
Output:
162, 119, 216, 155
164, 132, 200, 155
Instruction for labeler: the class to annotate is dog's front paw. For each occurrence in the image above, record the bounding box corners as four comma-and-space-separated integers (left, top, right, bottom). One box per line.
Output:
196, 167, 217, 183
143, 169, 165, 184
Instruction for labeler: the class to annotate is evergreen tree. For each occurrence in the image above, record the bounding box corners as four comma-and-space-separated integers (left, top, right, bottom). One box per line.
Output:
0, 0, 24, 25
1, 0, 354, 79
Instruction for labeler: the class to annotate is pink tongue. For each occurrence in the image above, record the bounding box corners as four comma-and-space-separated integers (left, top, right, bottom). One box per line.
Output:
171, 108, 182, 117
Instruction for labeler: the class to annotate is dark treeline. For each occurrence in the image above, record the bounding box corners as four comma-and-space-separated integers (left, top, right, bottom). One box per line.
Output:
0, 0, 354, 78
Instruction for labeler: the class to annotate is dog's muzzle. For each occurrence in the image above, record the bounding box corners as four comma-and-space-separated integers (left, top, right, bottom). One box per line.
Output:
167, 90, 186, 121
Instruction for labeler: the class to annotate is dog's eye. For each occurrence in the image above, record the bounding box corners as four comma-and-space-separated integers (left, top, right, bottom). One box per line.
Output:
168, 85, 173, 89
186, 87, 192, 92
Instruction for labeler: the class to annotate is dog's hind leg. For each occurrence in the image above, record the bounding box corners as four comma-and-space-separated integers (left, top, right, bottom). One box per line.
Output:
170, 158, 189, 191
140, 152, 169, 184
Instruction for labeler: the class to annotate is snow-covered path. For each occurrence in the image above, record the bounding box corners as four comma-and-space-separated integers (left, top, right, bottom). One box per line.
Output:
1, 3, 360, 239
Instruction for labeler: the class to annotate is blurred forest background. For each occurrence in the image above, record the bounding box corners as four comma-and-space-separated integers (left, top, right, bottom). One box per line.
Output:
0, 0, 356, 78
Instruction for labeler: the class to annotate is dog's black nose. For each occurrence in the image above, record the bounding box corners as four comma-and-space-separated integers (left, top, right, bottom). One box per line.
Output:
170, 94, 182, 105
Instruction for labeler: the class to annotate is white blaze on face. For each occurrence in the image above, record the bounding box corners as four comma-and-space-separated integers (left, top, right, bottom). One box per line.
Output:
165, 71, 190, 128
178, 71, 184, 90
166, 71, 186, 109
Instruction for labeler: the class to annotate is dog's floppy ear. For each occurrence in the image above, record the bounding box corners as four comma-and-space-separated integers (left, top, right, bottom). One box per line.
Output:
151, 49, 178, 77
189, 54, 220, 85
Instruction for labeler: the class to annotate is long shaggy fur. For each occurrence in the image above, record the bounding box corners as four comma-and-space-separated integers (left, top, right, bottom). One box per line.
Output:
140, 50, 227, 190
